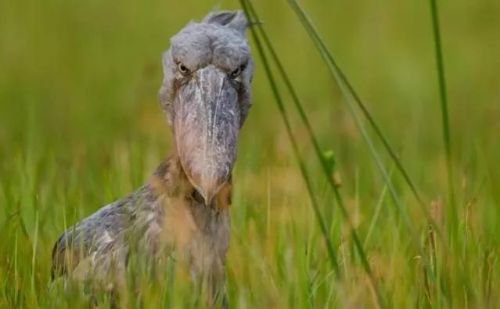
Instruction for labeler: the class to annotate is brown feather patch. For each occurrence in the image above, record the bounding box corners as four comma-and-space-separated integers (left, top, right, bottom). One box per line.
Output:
215, 182, 232, 209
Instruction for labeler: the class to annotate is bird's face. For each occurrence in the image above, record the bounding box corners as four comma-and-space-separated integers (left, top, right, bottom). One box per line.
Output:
159, 11, 253, 205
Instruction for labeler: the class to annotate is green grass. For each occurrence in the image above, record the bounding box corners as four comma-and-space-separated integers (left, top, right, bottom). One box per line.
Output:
0, 0, 499, 307
429, 0, 457, 236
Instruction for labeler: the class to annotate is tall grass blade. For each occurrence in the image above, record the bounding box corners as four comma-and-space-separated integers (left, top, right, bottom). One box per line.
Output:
256, 0, 421, 253
238, 0, 341, 279
241, 1, 387, 307
30, 210, 39, 305
284, 0, 449, 297
286, 1, 453, 303
429, 0, 456, 227
286, 0, 443, 239
364, 172, 390, 248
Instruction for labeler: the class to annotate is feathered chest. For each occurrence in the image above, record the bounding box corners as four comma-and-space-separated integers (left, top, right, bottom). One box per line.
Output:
139, 171, 231, 267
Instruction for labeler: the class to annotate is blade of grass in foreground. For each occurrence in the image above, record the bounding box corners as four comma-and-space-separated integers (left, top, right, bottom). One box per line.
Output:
248, 0, 423, 262
429, 0, 456, 231
260, 0, 422, 245
286, 0, 443, 241
238, 0, 341, 279
428, 1, 465, 305
285, 0, 447, 302
241, 1, 387, 307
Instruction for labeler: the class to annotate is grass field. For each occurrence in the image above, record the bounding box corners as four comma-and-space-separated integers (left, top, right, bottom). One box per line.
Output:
0, 0, 499, 307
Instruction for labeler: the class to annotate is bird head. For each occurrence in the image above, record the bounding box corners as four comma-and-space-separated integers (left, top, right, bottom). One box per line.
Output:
159, 10, 253, 205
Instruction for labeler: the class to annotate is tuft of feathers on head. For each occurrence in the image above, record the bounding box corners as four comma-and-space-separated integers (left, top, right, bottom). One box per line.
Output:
202, 10, 248, 35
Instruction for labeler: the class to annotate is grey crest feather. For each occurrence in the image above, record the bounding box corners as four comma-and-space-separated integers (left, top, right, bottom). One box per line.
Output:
202, 10, 248, 34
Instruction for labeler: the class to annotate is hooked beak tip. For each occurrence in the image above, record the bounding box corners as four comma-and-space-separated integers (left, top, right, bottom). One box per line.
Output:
201, 192, 214, 206
192, 187, 215, 206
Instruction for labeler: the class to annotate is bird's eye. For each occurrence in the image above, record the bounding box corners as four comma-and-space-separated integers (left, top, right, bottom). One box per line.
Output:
230, 66, 243, 79
177, 63, 190, 75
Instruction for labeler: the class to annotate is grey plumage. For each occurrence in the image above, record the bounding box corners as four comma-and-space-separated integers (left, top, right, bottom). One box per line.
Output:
52, 10, 253, 306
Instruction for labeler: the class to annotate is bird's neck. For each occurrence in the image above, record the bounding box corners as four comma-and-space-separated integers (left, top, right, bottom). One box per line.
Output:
142, 154, 231, 261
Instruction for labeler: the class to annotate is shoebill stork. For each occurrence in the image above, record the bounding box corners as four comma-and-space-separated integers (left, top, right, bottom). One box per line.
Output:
51, 10, 253, 305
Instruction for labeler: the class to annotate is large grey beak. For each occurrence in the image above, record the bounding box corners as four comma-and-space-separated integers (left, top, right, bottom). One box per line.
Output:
173, 65, 240, 205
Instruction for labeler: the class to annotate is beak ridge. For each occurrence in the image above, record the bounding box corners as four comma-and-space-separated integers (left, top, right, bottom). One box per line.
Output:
174, 66, 240, 205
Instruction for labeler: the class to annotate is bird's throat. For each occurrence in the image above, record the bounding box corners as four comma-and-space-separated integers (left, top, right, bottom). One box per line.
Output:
148, 155, 232, 210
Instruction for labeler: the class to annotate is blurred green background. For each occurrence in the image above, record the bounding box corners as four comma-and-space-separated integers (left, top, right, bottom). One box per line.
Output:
0, 0, 498, 307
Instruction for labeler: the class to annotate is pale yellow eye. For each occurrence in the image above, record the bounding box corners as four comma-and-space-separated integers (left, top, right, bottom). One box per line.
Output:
177, 63, 190, 75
